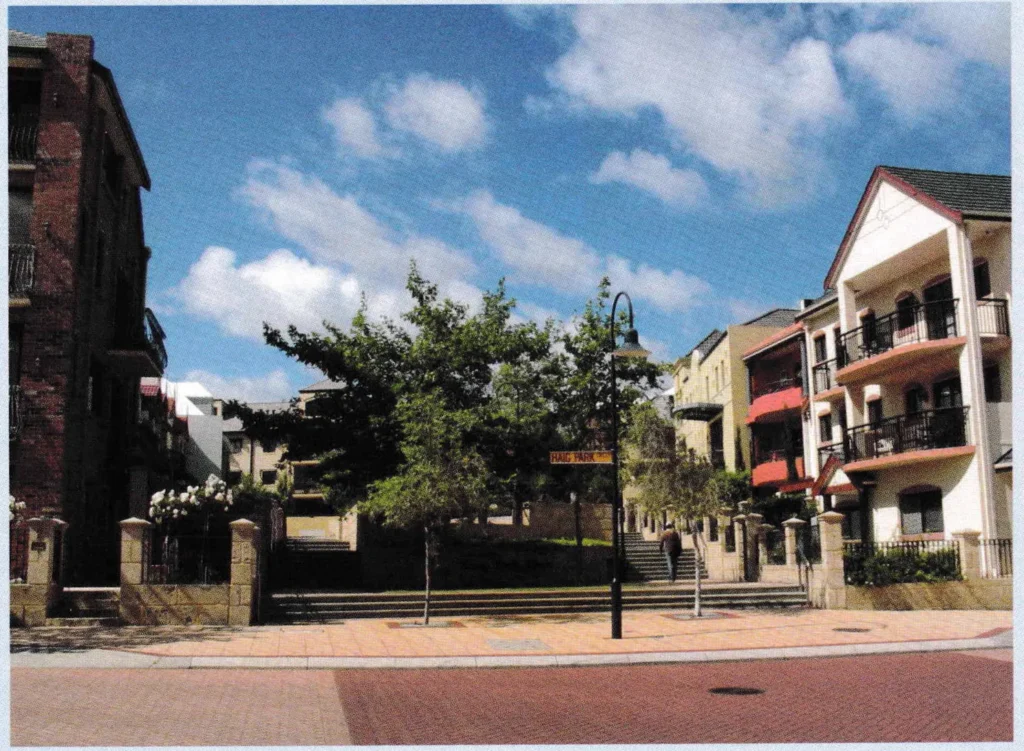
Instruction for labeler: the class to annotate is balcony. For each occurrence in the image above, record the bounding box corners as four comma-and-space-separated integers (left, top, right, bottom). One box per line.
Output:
9, 384, 23, 441
107, 308, 168, 377
9, 114, 38, 163
9, 243, 35, 302
747, 379, 804, 425
673, 401, 722, 421
977, 298, 1010, 337
811, 359, 844, 400
836, 299, 963, 385
843, 406, 973, 473
751, 449, 807, 489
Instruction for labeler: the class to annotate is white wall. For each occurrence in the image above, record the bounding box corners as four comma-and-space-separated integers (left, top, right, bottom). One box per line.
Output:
870, 454, 979, 541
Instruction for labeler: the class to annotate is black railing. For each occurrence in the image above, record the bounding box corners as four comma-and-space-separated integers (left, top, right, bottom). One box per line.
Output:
980, 538, 1012, 578
839, 299, 959, 366
817, 442, 843, 469
843, 539, 960, 585
812, 359, 836, 393
9, 384, 23, 441
977, 298, 1010, 337
724, 522, 736, 552
799, 524, 821, 565
149, 532, 231, 584
144, 308, 168, 371
9, 114, 38, 162
765, 527, 786, 565
751, 375, 800, 398
844, 406, 969, 463
9, 244, 35, 296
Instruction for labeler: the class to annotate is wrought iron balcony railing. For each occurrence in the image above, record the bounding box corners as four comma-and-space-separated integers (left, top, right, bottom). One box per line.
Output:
844, 406, 970, 463
812, 359, 836, 393
817, 442, 843, 469
750, 374, 801, 399
9, 244, 35, 296
9, 114, 38, 163
9, 384, 23, 440
838, 299, 959, 367
977, 297, 1010, 337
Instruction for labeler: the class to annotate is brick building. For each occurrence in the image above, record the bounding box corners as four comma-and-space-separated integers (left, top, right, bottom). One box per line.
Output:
8, 31, 168, 584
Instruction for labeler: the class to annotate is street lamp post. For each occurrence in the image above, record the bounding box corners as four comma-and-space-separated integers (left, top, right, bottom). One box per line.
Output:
608, 291, 650, 639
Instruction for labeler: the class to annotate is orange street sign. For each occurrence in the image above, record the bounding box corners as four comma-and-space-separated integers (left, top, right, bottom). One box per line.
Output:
550, 451, 614, 465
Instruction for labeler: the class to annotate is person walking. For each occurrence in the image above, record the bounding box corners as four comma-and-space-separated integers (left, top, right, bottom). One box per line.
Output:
660, 523, 682, 583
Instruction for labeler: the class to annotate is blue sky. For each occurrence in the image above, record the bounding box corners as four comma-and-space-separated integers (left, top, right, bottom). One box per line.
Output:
10, 4, 1011, 402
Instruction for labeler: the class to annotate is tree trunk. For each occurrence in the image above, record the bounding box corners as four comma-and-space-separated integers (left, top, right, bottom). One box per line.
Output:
423, 525, 432, 626
692, 530, 703, 618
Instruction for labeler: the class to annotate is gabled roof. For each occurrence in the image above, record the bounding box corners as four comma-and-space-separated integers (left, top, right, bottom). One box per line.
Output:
741, 308, 799, 328
299, 378, 346, 393
9, 30, 47, 48
686, 329, 726, 362
825, 166, 1011, 289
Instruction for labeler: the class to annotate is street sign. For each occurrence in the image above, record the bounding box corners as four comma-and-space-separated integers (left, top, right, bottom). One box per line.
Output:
549, 450, 614, 465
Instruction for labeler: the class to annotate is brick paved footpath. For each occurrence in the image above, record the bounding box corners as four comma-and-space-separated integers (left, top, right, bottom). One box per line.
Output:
11, 649, 1012, 744
11, 607, 1012, 659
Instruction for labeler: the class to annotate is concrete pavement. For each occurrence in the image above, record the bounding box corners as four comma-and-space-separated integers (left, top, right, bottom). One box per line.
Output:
10, 607, 1012, 669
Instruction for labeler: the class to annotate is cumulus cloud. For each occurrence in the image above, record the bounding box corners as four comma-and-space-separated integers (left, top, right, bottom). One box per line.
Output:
461, 190, 709, 313
323, 98, 387, 158
384, 74, 488, 152
912, 3, 1010, 70
183, 368, 295, 404
545, 5, 849, 206
590, 150, 707, 207
840, 31, 957, 122
240, 160, 477, 286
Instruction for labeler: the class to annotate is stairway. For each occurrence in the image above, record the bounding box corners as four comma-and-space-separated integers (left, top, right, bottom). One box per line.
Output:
47, 587, 121, 626
265, 582, 808, 623
623, 532, 706, 583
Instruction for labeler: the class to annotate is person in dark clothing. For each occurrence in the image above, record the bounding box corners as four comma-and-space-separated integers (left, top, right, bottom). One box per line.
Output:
660, 523, 682, 582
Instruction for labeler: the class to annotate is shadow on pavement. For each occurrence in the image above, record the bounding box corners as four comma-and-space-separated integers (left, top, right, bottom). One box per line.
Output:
9, 625, 252, 653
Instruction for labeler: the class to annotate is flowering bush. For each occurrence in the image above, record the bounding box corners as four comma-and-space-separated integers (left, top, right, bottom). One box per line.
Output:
9, 495, 26, 523
149, 474, 233, 525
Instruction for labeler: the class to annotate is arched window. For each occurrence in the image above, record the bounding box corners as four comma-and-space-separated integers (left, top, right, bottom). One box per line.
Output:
895, 292, 918, 330
899, 485, 943, 536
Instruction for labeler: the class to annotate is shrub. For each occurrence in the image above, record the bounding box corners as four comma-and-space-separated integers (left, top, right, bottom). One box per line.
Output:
845, 548, 961, 586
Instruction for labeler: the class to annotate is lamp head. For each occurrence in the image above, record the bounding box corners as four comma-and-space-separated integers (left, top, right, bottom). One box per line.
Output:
613, 328, 650, 359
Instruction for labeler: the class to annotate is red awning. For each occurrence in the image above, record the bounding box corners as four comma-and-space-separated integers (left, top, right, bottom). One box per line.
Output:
746, 387, 804, 424
140, 382, 160, 397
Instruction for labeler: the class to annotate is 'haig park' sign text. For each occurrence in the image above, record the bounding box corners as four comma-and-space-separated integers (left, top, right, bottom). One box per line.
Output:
549, 451, 614, 465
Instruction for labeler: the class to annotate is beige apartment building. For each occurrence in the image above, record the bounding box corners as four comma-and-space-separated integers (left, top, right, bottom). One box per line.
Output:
672, 310, 798, 473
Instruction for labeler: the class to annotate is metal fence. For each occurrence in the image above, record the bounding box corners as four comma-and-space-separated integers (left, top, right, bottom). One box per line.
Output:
812, 359, 837, 393
148, 532, 231, 584
724, 522, 735, 552
798, 523, 821, 564
765, 527, 786, 565
845, 406, 969, 463
976, 298, 1010, 337
843, 540, 961, 585
980, 538, 1012, 578
9, 114, 38, 162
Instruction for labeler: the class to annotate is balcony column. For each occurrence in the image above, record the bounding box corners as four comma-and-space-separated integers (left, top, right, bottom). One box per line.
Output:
948, 225, 996, 538
951, 530, 982, 580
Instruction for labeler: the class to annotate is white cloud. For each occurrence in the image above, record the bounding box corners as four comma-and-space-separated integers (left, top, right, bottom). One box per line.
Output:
384, 74, 488, 152
912, 3, 1010, 70
546, 5, 849, 206
840, 31, 957, 122
183, 368, 294, 404
240, 161, 477, 287
461, 190, 709, 313
323, 98, 387, 158
590, 150, 707, 207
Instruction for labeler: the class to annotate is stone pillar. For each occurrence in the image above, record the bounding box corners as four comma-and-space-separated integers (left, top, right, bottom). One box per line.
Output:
119, 518, 152, 586
229, 519, 259, 626
745, 513, 763, 580
758, 523, 774, 567
15, 517, 68, 626
951, 530, 982, 580
782, 517, 807, 568
817, 511, 846, 609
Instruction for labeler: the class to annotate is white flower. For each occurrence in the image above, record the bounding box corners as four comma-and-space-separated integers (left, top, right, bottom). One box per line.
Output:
172, 509, 179, 518
148, 508, 155, 518
151, 490, 166, 503
179, 492, 189, 502
181, 509, 188, 517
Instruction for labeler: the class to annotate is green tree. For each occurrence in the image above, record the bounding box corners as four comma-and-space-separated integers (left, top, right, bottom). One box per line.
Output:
623, 402, 719, 615
361, 391, 496, 623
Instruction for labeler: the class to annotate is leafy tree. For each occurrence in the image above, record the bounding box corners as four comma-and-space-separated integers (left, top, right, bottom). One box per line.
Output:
711, 469, 752, 515
361, 391, 497, 623
623, 402, 719, 616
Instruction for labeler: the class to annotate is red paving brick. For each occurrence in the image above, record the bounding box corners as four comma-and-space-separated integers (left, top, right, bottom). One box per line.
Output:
333, 651, 1012, 744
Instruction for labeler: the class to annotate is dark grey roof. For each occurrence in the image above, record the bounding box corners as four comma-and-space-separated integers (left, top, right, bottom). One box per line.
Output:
687, 329, 726, 360
299, 378, 346, 393
741, 308, 799, 328
882, 166, 1011, 218
795, 289, 838, 320
9, 31, 47, 49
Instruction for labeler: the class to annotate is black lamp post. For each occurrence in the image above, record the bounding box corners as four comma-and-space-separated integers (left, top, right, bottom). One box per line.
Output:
609, 291, 650, 639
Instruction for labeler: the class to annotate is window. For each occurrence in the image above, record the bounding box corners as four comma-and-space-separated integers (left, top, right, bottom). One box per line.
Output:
813, 336, 827, 364
904, 385, 928, 415
974, 260, 991, 299
262, 438, 278, 453
867, 400, 883, 428
260, 470, 278, 486
818, 413, 832, 443
833, 327, 844, 366
933, 376, 962, 409
896, 294, 918, 330
899, 488, 943, 535
227, 471, 242, 486
227, 436, 244, 453
841, 508, 863, 541
983, 364, 1002, 403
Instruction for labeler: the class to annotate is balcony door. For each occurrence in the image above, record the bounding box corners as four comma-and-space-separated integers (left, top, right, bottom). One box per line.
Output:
923, 277, 956, 340
708, 418, 724, 469
932, 376, 966, 448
